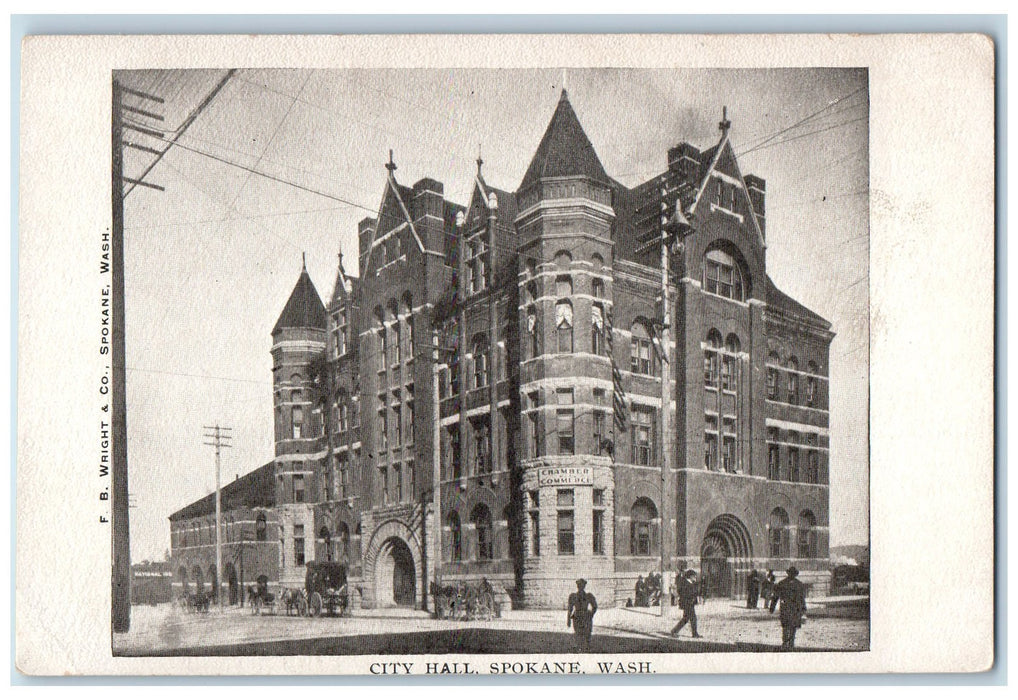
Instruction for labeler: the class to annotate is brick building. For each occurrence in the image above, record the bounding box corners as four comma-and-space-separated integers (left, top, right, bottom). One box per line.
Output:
169, 88, 834, 609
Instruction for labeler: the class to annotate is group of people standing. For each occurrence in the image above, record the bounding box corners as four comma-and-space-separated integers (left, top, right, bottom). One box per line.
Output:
566, 566, 809, 652
670, 566, 809, 650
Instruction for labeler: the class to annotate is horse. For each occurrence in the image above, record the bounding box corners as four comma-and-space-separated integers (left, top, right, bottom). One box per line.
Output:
280, 587, 307, 616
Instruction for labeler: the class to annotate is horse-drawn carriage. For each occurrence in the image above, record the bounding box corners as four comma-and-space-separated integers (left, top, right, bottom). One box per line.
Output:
246, 574, 278, 615
432, 578, 500, 621
305, 561, 349, 617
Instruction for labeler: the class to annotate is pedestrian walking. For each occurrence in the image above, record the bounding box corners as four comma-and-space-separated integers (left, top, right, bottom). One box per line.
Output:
566, 578, 598, 652
670, 569, 702, 638
635, 575, 646, 607
769, 566, 808, 650
747, 569, 761, 609
762, 569, 776, 609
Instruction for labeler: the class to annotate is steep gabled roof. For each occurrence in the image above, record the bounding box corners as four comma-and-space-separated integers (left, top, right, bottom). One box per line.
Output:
272, 263, 327, 334
520, 89, 610, 190
168, 461, 276, 522
765, 275, 831, 329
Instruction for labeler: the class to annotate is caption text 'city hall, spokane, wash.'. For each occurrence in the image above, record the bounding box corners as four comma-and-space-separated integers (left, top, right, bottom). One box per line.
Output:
169, 88, 835, 611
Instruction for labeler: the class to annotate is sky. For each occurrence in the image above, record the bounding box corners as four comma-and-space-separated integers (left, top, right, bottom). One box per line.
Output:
118, 68, 869, 562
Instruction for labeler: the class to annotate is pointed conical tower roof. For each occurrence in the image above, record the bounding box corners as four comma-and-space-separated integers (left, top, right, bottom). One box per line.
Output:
272, 257, 327, 334
520, 89, 610, 190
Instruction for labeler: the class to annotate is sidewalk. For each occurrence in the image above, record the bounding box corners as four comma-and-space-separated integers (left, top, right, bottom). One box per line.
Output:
114, 597, 869, 655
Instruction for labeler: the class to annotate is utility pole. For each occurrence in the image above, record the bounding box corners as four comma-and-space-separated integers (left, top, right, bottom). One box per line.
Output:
111, 80, 164, 634
203, 424, 232, 611
658, 209, 672, 618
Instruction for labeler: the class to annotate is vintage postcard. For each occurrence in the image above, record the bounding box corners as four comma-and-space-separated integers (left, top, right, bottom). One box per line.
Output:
15, 33, 995, 676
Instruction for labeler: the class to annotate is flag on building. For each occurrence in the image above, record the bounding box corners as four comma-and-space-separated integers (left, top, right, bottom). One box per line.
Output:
605, 306, 627, 431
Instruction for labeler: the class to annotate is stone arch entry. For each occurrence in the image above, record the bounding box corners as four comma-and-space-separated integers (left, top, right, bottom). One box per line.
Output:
699, 514, 753, 599
375, 537, 416, 607
364, 519, 423, 609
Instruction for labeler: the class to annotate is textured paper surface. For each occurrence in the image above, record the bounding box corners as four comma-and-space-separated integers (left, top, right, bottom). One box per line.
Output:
16, 33, 994, 675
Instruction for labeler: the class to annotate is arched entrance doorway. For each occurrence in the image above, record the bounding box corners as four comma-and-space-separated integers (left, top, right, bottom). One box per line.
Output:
374, 536, 416, 607
699, 514, 753, 599
224, 563, 239, 605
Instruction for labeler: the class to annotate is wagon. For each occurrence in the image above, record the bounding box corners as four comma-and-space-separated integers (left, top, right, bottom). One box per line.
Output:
247, 575, 277, 615
304, 561, 349, 617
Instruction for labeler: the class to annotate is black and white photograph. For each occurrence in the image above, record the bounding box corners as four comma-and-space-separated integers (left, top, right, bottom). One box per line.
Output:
14, 32, 994, 676
109, 66, 870, 657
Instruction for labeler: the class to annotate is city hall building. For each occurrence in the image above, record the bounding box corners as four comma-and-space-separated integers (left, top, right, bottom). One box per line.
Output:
169, 89, 834, 609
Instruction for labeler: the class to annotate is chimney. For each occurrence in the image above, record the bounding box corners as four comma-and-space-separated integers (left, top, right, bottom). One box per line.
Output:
744, 174, 766, 237
668, 142, 702, 183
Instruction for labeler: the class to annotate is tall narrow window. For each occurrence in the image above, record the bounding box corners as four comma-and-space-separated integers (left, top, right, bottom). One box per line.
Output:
807, 449, 820, 484
556, 388, 574, 456
593, 409, 606, 456
293, 474, 305, 503
448, 512, 462, 561
787, 358, 799, 404
592, 277, 605, 299
472, 504, 493, 560
767, 427, 781, 480
631, 323, 653, 375
380, 466, 389, 504
394, 464, 403, 503
293, 524, 305, 567
557, 489, 575, 555
591, 304, 605, 356
528, 392, 541, 458
473, 418, 490, 474
769, 508, 790, 558
393, 405, 402, 446
472, 335, 489, 389
556, 301, 573, 353
529, 490, 541, 556
722, 416, 737, 473
704, 414, 719, 470
256, 513, 267, 541
630, 498, 657, 556
806, 361, 819, 406
704, 329, 722, 388
291, 405, 304, 439
798, 510, 818, 559
378, 328, 387, 373
592, 489, 606, 555
526, 307, 539, 359
632, 405, 653, 466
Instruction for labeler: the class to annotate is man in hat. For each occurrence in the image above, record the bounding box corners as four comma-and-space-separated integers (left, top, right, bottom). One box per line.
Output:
670, 569, 702, 638
566, 578, 598, 651
769, 566, 808, 650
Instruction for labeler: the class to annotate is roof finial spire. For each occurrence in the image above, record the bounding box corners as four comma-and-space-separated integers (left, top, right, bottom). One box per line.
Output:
719, 105, 732, 136
302, 251, 307, 270
562, 67, 568, 95
476, 143, 483, 175
385, 149, 397, 175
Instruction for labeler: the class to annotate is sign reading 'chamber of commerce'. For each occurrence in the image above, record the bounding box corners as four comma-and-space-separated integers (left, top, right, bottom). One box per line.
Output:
538, 466, 594, 487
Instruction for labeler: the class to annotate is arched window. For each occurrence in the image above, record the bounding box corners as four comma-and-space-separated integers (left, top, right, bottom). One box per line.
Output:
704, 329, 722, 388
524, 281, 537, 305
592, 277, 606, 299
787, 357, 799, 404
798, 510, 818, 559
554, 250, 573, 267
291, 405, 303, 439
472, 334, 489, 389
591, 253, 605, 271
320, 526, 332, 562
767, 351, 781, 399
472, 504, 493, 561
702, 248, 745, 300
256, 513, 267, 541
769, 507, 790, 557
448, 512, 462, 561
806, 360, 819, 406
721, 334, 740, 392
631, 321, 653, 375
556, 301, 573, 353
630, 497, 658, 556
591, 303, 605, 355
